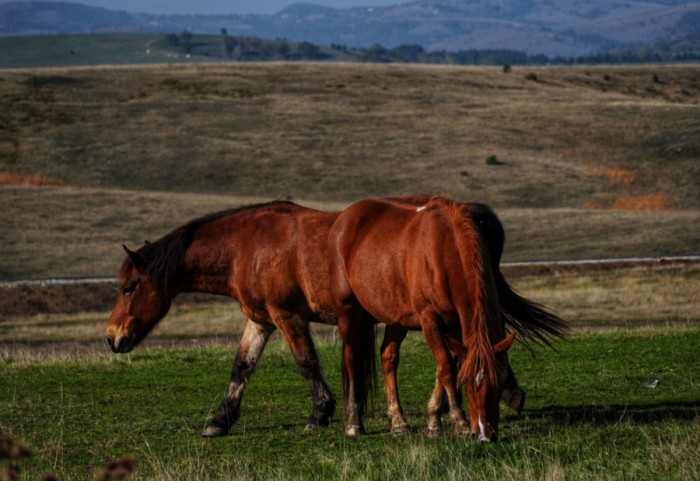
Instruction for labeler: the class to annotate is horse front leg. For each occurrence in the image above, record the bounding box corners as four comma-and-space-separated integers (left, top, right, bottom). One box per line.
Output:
380, 324, 411, 435
420, 313, 471, 437
274, 314, 336, 430
423, 376, 445, 436
202, 319, 275, 437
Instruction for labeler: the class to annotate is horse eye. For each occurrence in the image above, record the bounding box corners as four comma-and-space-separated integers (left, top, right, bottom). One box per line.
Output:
122, 282, 138, 296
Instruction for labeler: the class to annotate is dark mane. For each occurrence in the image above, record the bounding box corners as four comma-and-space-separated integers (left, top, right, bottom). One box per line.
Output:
119, 200, 296, 290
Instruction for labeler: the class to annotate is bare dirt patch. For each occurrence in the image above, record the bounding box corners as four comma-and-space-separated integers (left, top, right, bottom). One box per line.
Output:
585, 192, 676, 211
0, 171, 64, 187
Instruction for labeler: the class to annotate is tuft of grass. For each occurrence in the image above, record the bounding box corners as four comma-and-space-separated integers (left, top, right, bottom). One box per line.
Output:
485, 154, 504, 166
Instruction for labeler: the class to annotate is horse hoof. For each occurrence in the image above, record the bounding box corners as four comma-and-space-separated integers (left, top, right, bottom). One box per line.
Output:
202, 425, 228, 438
306, 415, 330, 430
390, 424, 411, 436
345, 425, 365, 436
424, 426, 441, 438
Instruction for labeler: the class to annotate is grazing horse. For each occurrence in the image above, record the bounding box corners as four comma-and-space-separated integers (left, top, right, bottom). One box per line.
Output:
106, 197, 562, 436
328, 195, 536, 441
106, 201, 340, 436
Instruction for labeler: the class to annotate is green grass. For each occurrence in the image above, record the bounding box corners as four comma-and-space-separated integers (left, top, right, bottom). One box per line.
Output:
0, 34, 212, 69
1, 329, 698, 480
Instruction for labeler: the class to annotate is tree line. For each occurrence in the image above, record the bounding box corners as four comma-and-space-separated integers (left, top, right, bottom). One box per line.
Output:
164, 31, 700, 65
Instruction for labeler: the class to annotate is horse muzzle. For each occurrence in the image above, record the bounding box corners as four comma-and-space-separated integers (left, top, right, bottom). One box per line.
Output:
105, 334, 134, 353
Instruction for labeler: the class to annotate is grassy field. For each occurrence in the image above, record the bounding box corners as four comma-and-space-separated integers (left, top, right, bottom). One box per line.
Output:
0, 34, 196, 69
0, 328, 698, 480
1, 62, 698, 280
0, 62, 697, 479
0, 33, 357, 70
1, 63, 697, 209
1, 185, 699, 279
1, 265, 697, 479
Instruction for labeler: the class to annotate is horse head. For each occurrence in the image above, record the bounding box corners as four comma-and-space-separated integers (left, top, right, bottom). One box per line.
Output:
105, 245, 172, 353
446, 332, 516, 442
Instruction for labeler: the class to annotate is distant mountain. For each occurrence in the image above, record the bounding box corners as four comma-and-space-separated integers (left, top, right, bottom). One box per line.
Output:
1, 0, 699, 57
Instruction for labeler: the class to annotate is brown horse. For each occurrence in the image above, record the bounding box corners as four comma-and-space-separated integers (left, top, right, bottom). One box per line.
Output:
106, 197, 562, 436
106, 201, 340, 436
328, 195, 536, 441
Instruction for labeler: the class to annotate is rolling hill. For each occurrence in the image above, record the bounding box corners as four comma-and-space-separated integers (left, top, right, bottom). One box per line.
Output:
1, 0, 699, 57
0, 62, 698, 280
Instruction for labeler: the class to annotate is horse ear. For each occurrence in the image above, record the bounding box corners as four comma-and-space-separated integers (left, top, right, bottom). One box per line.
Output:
443, 335, 468, 358
123, 245, 147, 273
493, 332, 516, 354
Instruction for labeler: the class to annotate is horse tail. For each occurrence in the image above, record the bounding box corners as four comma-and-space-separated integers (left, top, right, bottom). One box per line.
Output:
466, 202, 568, 349
441, 198, 502, 390
496, 270, 569, 350
340, 308, 377, 418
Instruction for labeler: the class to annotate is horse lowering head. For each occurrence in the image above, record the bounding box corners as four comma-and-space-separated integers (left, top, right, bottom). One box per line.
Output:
105, 245, 172, 353
447, 332, 516, 442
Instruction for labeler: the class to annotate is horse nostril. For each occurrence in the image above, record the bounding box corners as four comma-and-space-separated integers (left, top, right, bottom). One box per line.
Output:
105, 336, 115, 349
115, 335, 133, 353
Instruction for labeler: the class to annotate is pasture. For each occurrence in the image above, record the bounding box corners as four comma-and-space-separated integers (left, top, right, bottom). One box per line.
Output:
0, 324, 698, 480
0, 62, 698, 479
1, 264, 698, 480
1, 63, 699, 279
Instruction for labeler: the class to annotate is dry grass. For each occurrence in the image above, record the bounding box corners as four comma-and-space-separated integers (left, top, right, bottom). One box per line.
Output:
2, 266, 695, 351
0, 63, 697, 280
1, 185, 698, 279
0, 185, 347, 279
0, 63, 698, 209
511, 265, 700, 328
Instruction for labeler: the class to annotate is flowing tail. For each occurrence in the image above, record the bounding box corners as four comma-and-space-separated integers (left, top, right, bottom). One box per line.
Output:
495, 269, 569, 349
467, 202, 568, 349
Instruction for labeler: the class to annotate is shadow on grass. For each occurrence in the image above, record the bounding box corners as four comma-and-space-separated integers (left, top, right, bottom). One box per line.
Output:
521, 401, 698, 426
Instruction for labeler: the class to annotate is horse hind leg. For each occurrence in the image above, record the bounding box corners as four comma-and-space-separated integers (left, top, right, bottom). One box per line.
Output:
336, 306, 375, 436
501, 358, 526, 414
380, 324, 411, 435
202, 319, 275, 437
274, 314, 336, 430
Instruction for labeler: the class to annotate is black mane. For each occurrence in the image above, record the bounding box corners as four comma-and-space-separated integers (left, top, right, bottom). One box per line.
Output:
119, 200, 295, 289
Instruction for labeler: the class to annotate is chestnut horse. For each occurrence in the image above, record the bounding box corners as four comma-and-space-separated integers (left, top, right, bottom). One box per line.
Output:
106, 197, 563, 436
328, 195, 529, 441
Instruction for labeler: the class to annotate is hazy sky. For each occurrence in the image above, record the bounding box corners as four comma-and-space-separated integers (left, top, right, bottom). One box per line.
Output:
4, 0, 408, 15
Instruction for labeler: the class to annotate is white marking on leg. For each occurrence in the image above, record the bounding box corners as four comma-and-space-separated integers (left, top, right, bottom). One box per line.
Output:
416, 206, 426, 212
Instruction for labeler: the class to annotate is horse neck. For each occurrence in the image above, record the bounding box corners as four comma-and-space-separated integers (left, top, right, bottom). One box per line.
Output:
173, 225, 235, 297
